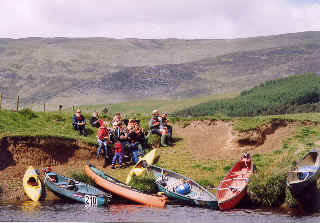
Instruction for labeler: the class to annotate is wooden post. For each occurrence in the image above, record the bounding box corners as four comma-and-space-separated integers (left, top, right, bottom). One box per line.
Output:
16, 95, 19, 112
0, 93, 2, 110
43, 103, 46, 112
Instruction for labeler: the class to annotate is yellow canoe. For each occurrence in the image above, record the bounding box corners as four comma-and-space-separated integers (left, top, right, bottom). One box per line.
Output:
23, 166, 42, 201
126, 149, 158, 184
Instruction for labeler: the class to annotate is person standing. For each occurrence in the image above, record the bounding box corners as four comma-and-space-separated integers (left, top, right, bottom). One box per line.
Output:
111, 140, 124, 169
97, 121, 111, 168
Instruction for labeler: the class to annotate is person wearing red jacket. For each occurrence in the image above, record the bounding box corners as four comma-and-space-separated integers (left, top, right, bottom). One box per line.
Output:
97, 121, 110, 167
111, 140, 124, 169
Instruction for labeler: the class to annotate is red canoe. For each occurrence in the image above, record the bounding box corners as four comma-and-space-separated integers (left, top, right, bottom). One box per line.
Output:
217, 154, 253, 210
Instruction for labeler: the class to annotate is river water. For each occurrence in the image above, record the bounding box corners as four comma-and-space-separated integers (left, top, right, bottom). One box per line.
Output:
1, 200, 320, 223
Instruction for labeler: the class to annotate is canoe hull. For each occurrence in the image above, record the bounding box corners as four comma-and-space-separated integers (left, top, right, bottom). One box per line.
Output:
44, 171, 110, 206
85, 164, 167, 207
218, 189, 246, 211
23, 166, 42, 201
217, 156, 253, 210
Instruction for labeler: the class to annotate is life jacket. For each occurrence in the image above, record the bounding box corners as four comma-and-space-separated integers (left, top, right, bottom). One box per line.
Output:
114, 142, 123, 153
75, 115, 85, 122
97, 127, 109, 140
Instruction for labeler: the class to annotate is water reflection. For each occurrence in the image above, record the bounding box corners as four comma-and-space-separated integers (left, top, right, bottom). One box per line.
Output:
0, 200, 320, 222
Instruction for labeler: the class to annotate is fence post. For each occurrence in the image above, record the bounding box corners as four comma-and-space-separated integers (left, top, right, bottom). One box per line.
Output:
16, 95, 19, 112
43, 103, 46, 112
0, 93, 2, 110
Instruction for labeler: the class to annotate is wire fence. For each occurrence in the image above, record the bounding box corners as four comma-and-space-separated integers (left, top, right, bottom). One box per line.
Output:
0, 93, 67, 112
0, 93, 104, 114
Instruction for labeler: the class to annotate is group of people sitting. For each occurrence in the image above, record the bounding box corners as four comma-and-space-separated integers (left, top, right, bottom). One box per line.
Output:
72, 109, 173, 169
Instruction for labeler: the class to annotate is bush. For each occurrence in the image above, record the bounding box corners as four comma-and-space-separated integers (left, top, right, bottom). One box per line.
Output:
248, 172, 287, 207
70, 172, 97, 186
128, 174, 158, 193
102, 107, 108, 114
18, 108, 38, 120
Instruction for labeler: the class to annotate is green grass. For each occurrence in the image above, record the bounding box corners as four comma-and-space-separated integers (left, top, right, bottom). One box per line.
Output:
128, 173, 158, 193
69, 172, 97, 186
68, 93, 238, 116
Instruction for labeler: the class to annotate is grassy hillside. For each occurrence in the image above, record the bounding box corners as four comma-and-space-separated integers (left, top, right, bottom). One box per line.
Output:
175, 73, 320, 117
72, 92, 238, 115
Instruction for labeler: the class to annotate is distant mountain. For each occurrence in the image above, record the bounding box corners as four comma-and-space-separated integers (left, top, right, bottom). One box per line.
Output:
1, 31, 320, 108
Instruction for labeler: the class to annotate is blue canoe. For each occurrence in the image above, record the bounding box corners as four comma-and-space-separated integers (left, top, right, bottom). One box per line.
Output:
44, 171, 112, 206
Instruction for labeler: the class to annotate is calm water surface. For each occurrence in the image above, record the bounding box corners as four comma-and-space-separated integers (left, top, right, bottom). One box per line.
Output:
0, 200, 319, 223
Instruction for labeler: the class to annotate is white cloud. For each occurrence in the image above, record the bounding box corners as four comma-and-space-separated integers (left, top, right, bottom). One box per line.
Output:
0, 0, 320, 39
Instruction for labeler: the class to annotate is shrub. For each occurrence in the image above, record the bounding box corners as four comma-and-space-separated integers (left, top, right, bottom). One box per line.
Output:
18, 108, 38, 120
128, 174, 158, 193
248, 172, 287, 207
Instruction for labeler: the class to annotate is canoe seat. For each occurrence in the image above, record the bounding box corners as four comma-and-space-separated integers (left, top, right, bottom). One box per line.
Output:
27, 177, 38, 186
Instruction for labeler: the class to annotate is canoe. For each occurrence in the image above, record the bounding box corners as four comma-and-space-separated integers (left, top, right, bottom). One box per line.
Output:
84, 164, 168, 207
287, 149, 320, 195
125, 149, 158, 184
23, 166, 43, 201
44, 170, 111, 206
148, 165, 218, 209
217, 153, 253, 210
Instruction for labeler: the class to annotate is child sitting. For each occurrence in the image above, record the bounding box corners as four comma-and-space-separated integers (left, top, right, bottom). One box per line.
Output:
112, 140, 124, 169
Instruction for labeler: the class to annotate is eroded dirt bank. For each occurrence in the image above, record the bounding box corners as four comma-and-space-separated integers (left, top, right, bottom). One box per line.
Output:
175, 120, 297, 160
0, 136, 105, 202
0, 120, 299, 202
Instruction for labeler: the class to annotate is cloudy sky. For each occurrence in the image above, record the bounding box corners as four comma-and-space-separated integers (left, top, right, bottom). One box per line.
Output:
1, 0, 320, 39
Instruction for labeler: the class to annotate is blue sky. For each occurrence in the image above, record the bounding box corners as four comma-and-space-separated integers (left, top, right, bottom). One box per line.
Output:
0, 0, 320, 39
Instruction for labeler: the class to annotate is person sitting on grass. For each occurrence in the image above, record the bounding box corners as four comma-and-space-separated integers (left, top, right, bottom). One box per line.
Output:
161, 112, 173, 145
127, 126, 142, 164
112, 140, 124, 169
149, 109, 169, 147
97, 121, 111, 168
72, 109, 86, 136
90, 111, 103, 128
112, 112, 122, 125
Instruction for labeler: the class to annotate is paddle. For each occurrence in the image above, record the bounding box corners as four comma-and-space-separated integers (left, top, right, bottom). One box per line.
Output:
213, 186, 241, 191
